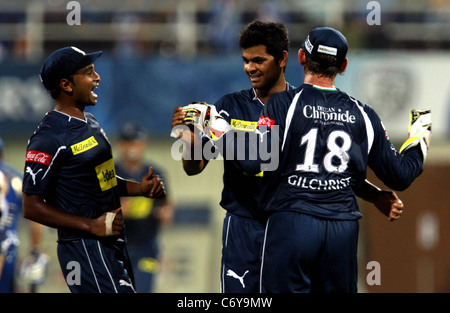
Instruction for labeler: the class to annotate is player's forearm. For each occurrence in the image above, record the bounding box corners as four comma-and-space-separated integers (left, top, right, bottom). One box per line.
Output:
23, 193, 92, 233
355, 179, 382, 203
182, 158, 205, 175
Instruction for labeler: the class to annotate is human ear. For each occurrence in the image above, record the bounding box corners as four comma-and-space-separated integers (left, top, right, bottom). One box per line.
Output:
298, 48, 306, 65
339, 58, 348, 73
59, 78, 73, 93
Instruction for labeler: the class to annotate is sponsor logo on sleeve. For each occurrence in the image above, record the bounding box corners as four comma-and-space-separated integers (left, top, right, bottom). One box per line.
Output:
26, 151, 52, 166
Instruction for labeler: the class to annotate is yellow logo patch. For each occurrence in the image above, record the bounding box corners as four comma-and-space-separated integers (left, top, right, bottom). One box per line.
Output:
230, 119, 257, 132
71, 136, 98, 155
95, 158, 117, 191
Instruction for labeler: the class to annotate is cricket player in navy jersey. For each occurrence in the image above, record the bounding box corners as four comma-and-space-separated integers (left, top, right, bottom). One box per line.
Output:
215, 27, 429, 293
21, 46, 165, 293
171, 21, 404, 293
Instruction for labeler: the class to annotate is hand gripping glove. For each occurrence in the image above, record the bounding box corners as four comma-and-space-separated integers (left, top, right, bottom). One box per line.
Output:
170, 102, 231, 141
170, 102, 210, 138
399, 109, 431, 161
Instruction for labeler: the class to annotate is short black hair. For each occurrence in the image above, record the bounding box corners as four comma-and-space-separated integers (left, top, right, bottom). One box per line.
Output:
239, 20, 289, 63
304, 55, 343, 79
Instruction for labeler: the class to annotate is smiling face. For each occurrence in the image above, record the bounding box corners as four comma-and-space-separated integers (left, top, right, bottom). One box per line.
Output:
70, 63, 101, 106
242, 45, 285, 94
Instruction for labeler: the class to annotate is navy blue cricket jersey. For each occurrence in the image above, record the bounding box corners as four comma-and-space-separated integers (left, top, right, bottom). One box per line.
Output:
225, 84, 424, 220
22, 111, 123, 241
212, 85, 295, 222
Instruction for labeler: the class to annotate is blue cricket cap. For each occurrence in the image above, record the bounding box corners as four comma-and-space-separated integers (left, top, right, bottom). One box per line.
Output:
119, 122, 147, 141
301, 27, 348, 67
39, 46, 102, 91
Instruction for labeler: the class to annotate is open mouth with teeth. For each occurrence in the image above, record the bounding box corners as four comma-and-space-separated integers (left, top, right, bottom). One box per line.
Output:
91, 85, 99, 98
249, 72, 262, 83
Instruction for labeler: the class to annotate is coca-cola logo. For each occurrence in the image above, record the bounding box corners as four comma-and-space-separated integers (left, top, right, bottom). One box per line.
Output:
257, 116, 275, 129
26, 150, 52, 166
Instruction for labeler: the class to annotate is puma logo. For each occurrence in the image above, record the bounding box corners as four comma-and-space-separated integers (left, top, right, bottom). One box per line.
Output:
218, 110, 229, 117
119, 279, 135, 292
26, 166, 43, 185
226, 269, 249, 288
255, 129, 269, 142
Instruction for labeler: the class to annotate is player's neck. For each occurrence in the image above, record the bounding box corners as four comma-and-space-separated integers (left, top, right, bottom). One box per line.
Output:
255, 77, 287, 104
54, 100, 86, 120
303, 73, 335, 88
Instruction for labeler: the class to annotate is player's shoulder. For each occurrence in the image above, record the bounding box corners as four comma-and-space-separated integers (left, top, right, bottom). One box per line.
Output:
32, 111, 69, 136
268, 85, 301, 105
215, 89, 253, 107
27, 111, 70, 149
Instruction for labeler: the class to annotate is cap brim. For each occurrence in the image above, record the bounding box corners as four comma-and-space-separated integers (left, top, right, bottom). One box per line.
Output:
77, 51, 102, 70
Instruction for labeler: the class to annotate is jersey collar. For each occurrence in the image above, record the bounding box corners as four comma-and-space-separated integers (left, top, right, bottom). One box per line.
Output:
252, 82, 291, 105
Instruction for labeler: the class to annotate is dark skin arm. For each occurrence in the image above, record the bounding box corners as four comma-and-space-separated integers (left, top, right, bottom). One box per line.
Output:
172, 106, 207, 175
356, 179, 403, 221
23, 167, 166, 236
23, 194, 124, 237
120, 166, 166, 198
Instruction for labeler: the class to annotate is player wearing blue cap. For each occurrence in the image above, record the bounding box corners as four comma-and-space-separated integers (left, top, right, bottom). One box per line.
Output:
172, 22, 405, 293
22, 46, 166, 293
213, 26, 429, 292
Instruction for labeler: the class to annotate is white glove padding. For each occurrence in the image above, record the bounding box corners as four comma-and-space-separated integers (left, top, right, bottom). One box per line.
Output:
204, 104, 232, 141
399, 109, 431, 161
170, 102, 210, 138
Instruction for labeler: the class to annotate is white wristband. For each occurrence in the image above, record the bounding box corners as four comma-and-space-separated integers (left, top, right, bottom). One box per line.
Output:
105, 212, 116, 236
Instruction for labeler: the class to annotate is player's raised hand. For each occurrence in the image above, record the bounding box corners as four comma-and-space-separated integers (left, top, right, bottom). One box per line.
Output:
171, 106, 187, 129
170, 103, 206, 146
399, 109, 431, 161
140, 167, 166, 199
373, 190, 404, 222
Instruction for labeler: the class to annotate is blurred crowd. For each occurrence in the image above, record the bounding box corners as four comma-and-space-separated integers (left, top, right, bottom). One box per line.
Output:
0, 0, 448, 62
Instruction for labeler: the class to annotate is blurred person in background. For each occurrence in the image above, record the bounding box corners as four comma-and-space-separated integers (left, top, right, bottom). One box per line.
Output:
0, 137, 48, 293
115, 123, 174, 293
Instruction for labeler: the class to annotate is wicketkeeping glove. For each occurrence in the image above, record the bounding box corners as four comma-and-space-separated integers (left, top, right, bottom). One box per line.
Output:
170, 102, 231, 141
204, 104, 232, 141
399, 109, 431, 161
170, 102, 210, 138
